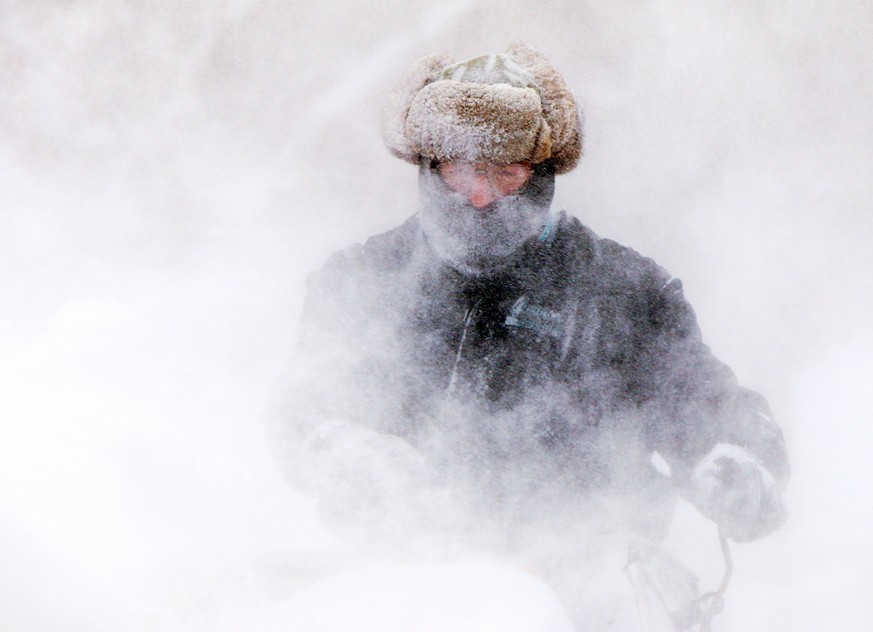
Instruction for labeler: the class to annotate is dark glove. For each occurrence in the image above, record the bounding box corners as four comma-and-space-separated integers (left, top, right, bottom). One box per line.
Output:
689, 444, 787, 542
301, 420, 431, 534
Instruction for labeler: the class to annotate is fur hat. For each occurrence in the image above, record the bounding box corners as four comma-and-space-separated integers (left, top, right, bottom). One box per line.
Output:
382, 43, 582, 174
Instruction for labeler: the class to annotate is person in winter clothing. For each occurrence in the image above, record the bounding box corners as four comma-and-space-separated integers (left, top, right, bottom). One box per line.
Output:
268, 43, 789, 629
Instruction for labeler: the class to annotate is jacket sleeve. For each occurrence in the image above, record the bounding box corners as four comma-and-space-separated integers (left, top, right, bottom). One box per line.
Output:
265, 247, 376, 490
265, 245, 411, 492
638, 272, 790, 490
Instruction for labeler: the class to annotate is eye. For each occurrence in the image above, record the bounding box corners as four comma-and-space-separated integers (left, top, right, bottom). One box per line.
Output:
436, 163, 473, 193
492, 164, 532, 194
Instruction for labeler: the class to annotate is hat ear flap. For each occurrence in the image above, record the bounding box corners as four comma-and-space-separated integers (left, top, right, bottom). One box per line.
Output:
531, 118, 554, 165
506, 42, 582, 174
381, 53, 454, 164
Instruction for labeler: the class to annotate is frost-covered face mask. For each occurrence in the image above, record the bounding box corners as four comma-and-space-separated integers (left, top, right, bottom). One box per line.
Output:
418, 160, 555, 276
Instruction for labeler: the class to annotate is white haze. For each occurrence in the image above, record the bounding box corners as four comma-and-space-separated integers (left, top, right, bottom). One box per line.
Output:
1, 1, 872, 630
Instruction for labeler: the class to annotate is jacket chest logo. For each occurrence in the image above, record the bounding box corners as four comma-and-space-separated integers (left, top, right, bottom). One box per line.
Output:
504, 295, 563, 338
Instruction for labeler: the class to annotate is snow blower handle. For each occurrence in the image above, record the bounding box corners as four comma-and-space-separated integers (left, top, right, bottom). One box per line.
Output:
685, 526, 732, 632
627, 452, 735, 632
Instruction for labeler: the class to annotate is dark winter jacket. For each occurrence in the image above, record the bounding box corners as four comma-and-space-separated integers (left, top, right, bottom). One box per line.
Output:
274, 211, 789, 538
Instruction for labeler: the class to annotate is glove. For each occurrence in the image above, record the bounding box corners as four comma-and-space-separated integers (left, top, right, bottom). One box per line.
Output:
301, 420, 431, 534
689, 443, 787, 542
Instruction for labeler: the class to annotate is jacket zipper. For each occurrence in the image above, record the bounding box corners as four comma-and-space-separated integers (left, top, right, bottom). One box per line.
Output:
445, 300, 480, 394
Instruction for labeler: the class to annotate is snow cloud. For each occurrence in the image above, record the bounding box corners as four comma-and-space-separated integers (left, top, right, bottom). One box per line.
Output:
2, 1, 871, 630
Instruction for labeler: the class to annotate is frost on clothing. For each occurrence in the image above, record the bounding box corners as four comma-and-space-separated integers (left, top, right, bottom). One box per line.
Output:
269, 210, 789, 545
381, 43, 582, 173
417, 160, 555, 276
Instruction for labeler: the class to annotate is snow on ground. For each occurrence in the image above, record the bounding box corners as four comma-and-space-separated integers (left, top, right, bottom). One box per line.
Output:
1, 2, 872, 630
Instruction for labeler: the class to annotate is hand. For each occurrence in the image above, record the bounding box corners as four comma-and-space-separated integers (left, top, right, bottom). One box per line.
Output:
302, 420, 431, 533
690, 444, 787, 542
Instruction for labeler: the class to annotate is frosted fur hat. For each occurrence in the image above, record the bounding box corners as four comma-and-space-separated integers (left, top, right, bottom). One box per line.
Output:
382, 43, 582, 174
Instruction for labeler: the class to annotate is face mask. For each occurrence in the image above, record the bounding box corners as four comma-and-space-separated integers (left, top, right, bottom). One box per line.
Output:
417, 162, 555, 276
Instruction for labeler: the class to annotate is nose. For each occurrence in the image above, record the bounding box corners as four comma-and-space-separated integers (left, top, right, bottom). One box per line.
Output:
467, 176, 502, 209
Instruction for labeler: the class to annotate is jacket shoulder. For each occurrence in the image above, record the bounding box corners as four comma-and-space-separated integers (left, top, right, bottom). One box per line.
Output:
315, 216, 419, 280
560, 214, 673, 293
306, 216, 419, 295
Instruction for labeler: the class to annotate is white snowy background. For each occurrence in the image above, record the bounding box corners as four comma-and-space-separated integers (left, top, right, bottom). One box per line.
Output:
2, 1, 872, 630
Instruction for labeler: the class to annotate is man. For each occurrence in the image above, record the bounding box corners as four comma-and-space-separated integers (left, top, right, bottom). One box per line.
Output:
269, 43, 788, 629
